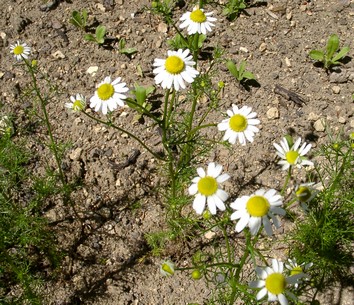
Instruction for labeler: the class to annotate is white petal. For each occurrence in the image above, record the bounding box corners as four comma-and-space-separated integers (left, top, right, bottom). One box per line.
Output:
216, 189, 228, 202
193, 194, 206, 214
278, 293, 288, 305
188, 183, 198, 195
213, 195, 226, 211
249, 280, 265, 288
263, 216, 273, 236
197, 167, 206, 178
207, 196, 217, 215
272, 259, 279, 272
236, 214, 250, 232
256, 288, 267, 300
216, 173, 230, 183
249, 217, 261, 235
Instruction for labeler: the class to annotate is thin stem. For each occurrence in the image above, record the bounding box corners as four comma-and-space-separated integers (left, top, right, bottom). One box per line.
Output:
281, 166, 292, 196
82, 110, 164, 161
24, 59, 66, 188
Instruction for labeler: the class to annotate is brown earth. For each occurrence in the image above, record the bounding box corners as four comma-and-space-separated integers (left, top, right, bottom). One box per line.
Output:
0, 0, 353, 304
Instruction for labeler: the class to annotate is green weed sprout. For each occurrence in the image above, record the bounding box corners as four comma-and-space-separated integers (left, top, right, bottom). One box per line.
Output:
222, 0, 247, 21
126, 84, 155, 121
150, 0, 174, 24
226, 59, 255, 83
69, 9, 88, 31
309, 34, 350, 70
118, 38, 138, 56
84, 25, 106, 45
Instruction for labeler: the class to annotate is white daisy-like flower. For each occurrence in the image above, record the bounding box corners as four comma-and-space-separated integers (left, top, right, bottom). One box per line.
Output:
249, 259, 303, 305
273, 137, 313, 171
285, 258, 313, 288
188, 162, 230, 215
217, 104, 260, 145
10, 41, 31, 61
179, 6, 216, 35
160, 261, 175, 277
230, 189, 285, 236
90, 76, 129, 115
65, 94, 86, 112
153, 49, 199, 91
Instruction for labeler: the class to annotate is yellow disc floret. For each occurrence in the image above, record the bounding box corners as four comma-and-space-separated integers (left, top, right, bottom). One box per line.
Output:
13, 45, 24, 55
296, 186, 312, 202
72, 100, 85, 111
229, 114, 248, 132
286, 150, 299, 164
246, 195, 270, 217
197, 176, 218, 196
190, 9, 207, 23
97, 83, 115, 101
165, 56, 185, 74
265, 273, 286, 295
290, 266, 303, 276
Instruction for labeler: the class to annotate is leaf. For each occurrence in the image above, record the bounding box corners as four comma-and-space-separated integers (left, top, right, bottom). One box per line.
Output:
332, 46, 350, 62
326, 34, 339, 60
238, 60, 246, 78
145, 86, 155, 96
226, 60, 239, 79
242, 71, 255, 80
120, 47, 138, 55
198, 34, 206, 48
82, 9, 88, 25
95, 25, 106, 42
70, 11, 82, 28
134, 86, 147, 105
309, 50, 324, 62
84, 34, 95, 42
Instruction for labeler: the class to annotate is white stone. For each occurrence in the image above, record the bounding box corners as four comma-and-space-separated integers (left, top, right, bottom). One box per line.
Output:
239, 46, 249, 53
338, 117, 346, 124
86, 66, 99, 76
314, 119, 325, 132
266, 107, 279, 119
204, 231, 216, 239
332, 86, 341, 94
285, 57, 291, 67
69, 147, 83, 161
157, 22, 168, 33
259, 42, 267, 52
52, 50, 65, 59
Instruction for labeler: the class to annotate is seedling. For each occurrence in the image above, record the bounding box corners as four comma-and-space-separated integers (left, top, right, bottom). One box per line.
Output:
126, 84, 155, 122
167, 33, 206, 51
69, 9, 88, 31
222, 0, 247, 21
84, 25, 106, 45
309, 34, 350, 70
118, 38, 137, 56
226, 59, 255, 83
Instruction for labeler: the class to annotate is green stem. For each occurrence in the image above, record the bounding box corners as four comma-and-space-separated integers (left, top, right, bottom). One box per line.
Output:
281, 166, 292, 196
82, 111, 164, 161
24, 59, 66, 188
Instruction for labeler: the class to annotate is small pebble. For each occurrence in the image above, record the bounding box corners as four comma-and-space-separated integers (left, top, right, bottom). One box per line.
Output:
86, 66, 99, 76
332, 86, 341, 94
314, 119, 325, 132
259, 42, 267, 52
157, 22, 168, 33
266, 107, 279, 119
239, 46, 249, 53
307, 112, 319, 121
338, 117, 346, 124
52, 50, 65, 59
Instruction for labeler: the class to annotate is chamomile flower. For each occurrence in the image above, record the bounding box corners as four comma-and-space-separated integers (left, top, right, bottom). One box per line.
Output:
65, 94, 86, 112
10, 41, 31, 61
179, 6, 216, 35
153, 49, 199, 91
188, 162, 230, 215
217, 105, 260, 145
249, 259, 303, 305
230, 189, 285, 236
274, 137, 313, 171
90, 76, 129, 115
285, 258, 313, 288
160, 261, 175, 277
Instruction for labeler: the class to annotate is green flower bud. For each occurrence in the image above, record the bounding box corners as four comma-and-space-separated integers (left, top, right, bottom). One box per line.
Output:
191, 269, 202, 280
218, 81, 225, 88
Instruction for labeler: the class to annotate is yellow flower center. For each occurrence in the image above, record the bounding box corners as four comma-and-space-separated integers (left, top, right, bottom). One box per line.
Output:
296, 186, 312, 202
190, 9, 207, 23
161, 263, 174, 275
286, 150, 299, 164
13, 45, 24, 55
229, 114, 248, 132
72, 100, 84, 111
290, 266, 303, 276
97, 83, 114, 101
197, 176, 218, 196
165, 56, 185, 74
246, 195, 270, 217
265, 273, 286, 295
